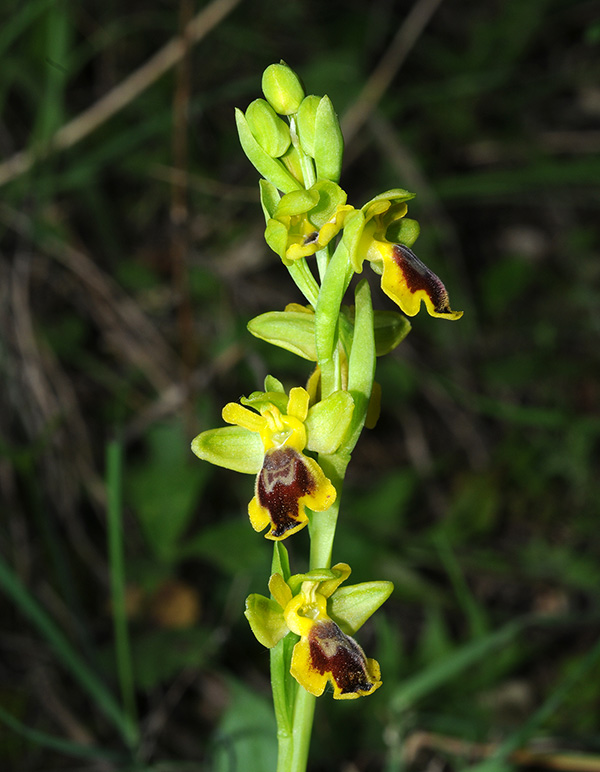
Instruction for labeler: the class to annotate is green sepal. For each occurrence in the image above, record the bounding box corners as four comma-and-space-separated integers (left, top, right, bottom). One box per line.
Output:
342, 208, 366, 272
296, 94, 321, 157
259, 178, 280, 221
248, 310, 317, 361
245, 98, 291, 158
245, 593, 289, 648
191, 426, 263, 474
264, 374, 286, 393
307, 180, 347, 228
313, 95, 343, 183
328, 581, 394, 636
262, 62, 305, 116
305, 391, 354, 454
361, 188, 415, 210
275, 188, 319, 218
235, 108, 302, 194
264, 218, 288, 259
386, 217, 420, 247
241, 390, 288, 414
374, 310, 411, 354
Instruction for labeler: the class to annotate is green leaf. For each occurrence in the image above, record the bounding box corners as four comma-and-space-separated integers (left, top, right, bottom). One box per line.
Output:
245, 594, 289, 648
328, 581, 394, 635
305, 391, 355, 454
313, 95, 343, 182
248, 310, 317, 361
191, 425, 263, 475
130, 629, 210, 690
235, 108, 302, 193
211, 680, 277, 772
129, 421, 206, 564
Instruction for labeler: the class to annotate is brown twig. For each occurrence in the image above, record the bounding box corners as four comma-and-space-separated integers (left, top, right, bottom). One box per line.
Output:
405, 731, 600, 772
341, 0, 445, 144
0, 0, 242, 188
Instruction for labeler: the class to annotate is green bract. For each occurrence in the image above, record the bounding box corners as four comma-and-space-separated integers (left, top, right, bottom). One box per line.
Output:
296, 95, 321, 157
303, 391, 354, 454
235, 108, 301, 194
313, 96, 343, 183
245, 98, 291, 158
262, 62, 305, 116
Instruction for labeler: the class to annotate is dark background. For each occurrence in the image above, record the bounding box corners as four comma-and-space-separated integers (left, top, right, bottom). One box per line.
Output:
1, 0, 599, 770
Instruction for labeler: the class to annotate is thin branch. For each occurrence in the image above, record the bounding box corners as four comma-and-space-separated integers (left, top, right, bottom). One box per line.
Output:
341, 0, 444, 144
0, 0, 242, 188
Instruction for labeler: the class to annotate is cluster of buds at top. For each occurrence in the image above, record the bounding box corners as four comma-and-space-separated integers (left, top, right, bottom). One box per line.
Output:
192, 63, 463, 701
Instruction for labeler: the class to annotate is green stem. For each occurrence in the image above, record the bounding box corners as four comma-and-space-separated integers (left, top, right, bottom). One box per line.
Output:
309, 452, 350, 571
289, 687, 316, 772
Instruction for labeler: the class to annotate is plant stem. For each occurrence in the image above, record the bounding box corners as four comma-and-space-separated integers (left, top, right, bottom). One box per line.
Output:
289, 687, 316, 772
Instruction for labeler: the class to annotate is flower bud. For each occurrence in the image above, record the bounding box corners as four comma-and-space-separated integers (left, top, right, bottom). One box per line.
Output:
245, 98, 291, 158
262, 62, 305, 115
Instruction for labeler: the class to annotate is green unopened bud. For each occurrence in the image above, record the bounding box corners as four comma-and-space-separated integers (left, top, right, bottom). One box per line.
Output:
245, 98, 291, 158
296, 95, 321, 157
262, 63, 305, 115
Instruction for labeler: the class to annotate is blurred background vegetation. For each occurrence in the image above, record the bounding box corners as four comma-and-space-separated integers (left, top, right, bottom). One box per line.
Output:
1, 0, 599, 770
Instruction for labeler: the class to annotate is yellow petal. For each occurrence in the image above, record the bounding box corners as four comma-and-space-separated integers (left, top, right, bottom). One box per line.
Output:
222, 403, 266, 432
250, 447, 336, 540
286, 386, 310, 422
268, 573, 293, 609
374, 242, 463, 320
290, 617, 382, 699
